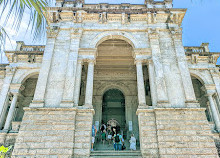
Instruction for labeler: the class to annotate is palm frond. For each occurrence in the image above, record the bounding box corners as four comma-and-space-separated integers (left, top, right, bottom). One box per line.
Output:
0, 26, 11, 63
0, 0, 50, 40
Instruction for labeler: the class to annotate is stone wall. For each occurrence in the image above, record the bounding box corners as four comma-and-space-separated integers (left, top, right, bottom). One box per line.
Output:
137, 108, 219, 158
12, 108, 77, 158
73, 109, 94, 158
137, 109, 159, 157
11, 107, 94, 158
155, 108, 218, 157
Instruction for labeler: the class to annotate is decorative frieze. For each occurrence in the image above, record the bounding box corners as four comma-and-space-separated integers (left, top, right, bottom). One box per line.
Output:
46, 7, 186, 26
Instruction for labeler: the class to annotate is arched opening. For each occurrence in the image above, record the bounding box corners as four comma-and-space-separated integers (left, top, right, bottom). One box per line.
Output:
15, 74, 38, 121
0, 74, 38, 132
102, 89, 125, 134
191, 76, 213, 122
12, 74, 38, 132
90, 39, 141, 151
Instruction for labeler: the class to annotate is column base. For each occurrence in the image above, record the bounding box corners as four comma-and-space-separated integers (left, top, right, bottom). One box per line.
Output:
138, 103, 149, 109
82, 104, 94, 109
185, 100, 200, 108
29, 100, 44, 107
157, 100, 170, 107
60, 100, 75, 107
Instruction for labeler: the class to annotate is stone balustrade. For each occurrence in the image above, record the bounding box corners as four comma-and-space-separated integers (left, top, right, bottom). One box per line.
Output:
5, 44, 45, 63
184, 46, 205, 53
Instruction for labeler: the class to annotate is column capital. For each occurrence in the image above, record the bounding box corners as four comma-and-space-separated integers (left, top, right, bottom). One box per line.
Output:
86, 59, 96, 65
206, 91, 216, 97
147, 59, 153, 64
77, 59, 84, 65
47, 26, 59, 38
148, 28, 160, 39
134, 59, 147, 65
6, 66, 17, 75
10, 84, 24, 95
204, 84, 216, 94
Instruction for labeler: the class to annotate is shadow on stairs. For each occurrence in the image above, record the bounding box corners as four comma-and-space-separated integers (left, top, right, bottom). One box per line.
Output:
90, 150, 142, 158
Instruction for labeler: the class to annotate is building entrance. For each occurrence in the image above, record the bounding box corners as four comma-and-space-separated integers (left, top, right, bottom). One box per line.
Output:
102, 89, 126, 137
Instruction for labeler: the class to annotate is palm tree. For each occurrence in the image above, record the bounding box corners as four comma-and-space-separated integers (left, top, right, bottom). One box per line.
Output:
0, 0, 48, 62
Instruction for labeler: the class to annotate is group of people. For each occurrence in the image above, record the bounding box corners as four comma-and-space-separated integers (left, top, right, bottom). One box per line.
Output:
91, 123, 137, 151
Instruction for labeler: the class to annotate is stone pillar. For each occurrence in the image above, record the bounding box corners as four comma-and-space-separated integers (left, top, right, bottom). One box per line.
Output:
0, 66, 16, 129
207, 91, 220, 132
74, 60, 83, 106
148, 30, 169, 106
62, 29, 82, 107
31, 28, 57, 107
135, 60, 147, 106
148, 60, 157, 106
93, 96, 102, 124
210, 69, 220, 101
84, 60, 95, 106
171, 29, 198, 107
3, 92, 18, 132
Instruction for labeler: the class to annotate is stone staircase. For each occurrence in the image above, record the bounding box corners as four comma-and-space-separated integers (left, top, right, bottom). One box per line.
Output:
90, 150, 142, 158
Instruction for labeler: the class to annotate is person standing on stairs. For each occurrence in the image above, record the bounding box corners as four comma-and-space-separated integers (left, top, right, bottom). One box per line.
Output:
91, 125, 97, 151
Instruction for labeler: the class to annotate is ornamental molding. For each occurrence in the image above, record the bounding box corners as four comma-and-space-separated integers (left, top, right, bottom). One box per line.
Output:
45, 8, 186, 26
78, 48, 97, 56
90, 31, 140, 48
10, 84, 25, 94
132, 48, 152, 58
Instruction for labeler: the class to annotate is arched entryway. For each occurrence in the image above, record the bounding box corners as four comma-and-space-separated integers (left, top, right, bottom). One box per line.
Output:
91, 38, 141, 151
102, 89, 125, 135
191, 75, 213, 121
0, 73, 38, 132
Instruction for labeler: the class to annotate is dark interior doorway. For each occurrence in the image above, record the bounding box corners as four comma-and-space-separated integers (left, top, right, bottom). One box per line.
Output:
102, 89, 126, 136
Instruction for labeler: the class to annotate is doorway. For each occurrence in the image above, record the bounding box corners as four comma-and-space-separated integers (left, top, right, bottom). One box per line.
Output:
102, 89, 125, 136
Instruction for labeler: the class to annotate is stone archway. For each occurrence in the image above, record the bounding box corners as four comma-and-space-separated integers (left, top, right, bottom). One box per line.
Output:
102, 89, 125, 134
191, 75, 212, 121
89, 31, 140, 49
91, 38, 141, 151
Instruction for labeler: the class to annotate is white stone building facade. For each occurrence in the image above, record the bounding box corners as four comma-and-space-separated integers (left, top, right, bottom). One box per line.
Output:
0, 0, 220, 157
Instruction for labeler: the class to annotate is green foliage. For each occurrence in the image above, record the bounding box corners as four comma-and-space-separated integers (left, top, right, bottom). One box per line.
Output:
0, 145, 12, 158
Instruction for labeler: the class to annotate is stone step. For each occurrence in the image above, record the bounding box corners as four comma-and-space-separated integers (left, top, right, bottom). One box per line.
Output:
90, 150, 142, 157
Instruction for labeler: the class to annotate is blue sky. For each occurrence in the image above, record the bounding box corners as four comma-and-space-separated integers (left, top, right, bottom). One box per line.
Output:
1, 0, 220, 63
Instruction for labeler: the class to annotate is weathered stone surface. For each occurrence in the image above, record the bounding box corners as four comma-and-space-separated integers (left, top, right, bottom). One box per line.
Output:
0, 0, 220, 158
11, 108, 77, 157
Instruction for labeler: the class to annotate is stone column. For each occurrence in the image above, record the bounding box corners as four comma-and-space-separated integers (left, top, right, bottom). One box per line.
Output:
31, 28, 58, 107
0, 66, 16, 129
73, 60, 83, 106
207, 91, 220, 132
210, 69, 220, 101
148, 60, 157, 106
135, 60, 147, 106
171, 29, 198, 107
84, 60, 95, 106
148, 29, 169, 106
3, 92, 18, 132
62, 29, 82, 107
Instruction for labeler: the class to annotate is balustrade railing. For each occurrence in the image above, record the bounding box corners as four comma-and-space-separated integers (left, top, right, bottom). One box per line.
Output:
20, 46, 45, 52
184, 46, 205, 53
